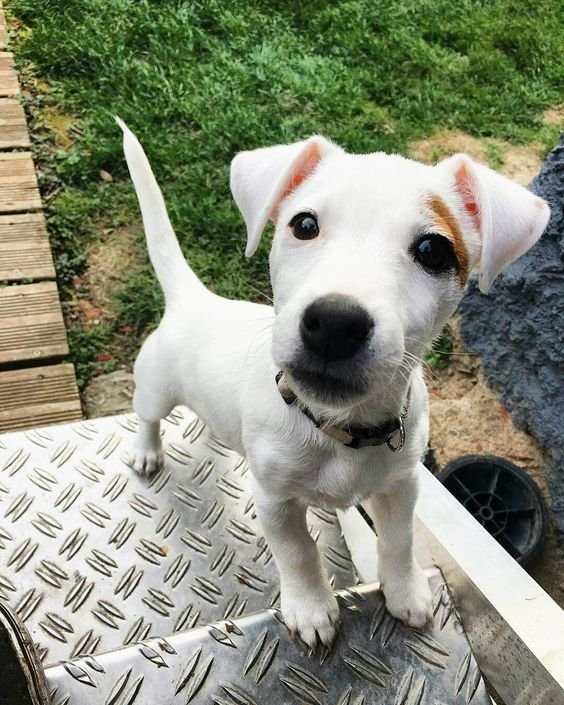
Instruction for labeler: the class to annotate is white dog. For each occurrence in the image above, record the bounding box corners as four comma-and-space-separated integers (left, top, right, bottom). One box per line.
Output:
117, 119, 549, 648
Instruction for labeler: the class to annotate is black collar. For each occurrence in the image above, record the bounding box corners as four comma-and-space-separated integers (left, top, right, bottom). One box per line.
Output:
275, 371, 409, 451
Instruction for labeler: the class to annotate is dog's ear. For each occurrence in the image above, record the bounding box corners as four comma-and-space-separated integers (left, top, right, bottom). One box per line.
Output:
230, 136, 338, 257
439, 154, 550, 293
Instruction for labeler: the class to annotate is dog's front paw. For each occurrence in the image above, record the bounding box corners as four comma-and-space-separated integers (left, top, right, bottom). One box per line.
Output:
130, 447, 164, 476
281, 586, 340, 649
380, 565, 433, 629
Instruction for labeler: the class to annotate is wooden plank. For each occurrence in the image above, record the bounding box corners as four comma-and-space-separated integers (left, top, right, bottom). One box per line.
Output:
0, 151, 41, 211
0, 9, 7, 49
0, 213, 49, 244
0, 213, 55, 280
0, 281, 68, 363
0, 98, 29, 147
0, 241, 56, 280
0, 150, 39, 174
0, 52, 19, 96
0, 363, 82, 432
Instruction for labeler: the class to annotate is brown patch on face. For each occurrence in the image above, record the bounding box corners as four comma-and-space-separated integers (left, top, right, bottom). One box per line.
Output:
425, 195, 469, 284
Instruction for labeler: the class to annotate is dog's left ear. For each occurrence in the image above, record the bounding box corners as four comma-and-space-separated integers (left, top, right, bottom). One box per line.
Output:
231, 136, 339, 257
439, 154, 550, 293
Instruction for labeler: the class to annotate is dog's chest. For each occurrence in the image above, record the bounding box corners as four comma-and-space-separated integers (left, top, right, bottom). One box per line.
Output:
277, 443, 398, 509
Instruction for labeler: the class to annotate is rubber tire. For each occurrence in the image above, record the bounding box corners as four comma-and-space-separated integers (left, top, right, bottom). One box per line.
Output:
437, 455, 549, 569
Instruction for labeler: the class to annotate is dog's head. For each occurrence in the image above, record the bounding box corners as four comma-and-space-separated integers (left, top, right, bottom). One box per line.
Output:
231, 138, 549, 410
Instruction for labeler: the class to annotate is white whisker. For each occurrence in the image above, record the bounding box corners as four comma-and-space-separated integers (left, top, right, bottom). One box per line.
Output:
247, 285, 274, 303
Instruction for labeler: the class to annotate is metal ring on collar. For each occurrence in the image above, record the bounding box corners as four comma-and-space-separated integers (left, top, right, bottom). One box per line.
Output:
386, 417, 405, 452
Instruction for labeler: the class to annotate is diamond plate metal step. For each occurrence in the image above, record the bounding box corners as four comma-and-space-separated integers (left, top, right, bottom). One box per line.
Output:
45, 574, 492, 705
0, 410, 492, 704
0, 409, 354, 667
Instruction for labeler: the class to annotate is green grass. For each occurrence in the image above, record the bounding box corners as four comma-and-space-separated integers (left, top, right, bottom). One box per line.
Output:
426, 327, 454, 370
8, 0, 563, 382
483, 141, 506, 170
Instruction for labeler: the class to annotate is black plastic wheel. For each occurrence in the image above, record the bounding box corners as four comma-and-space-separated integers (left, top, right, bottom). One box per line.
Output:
0, 602, 51, 704
438, 455, 549, 568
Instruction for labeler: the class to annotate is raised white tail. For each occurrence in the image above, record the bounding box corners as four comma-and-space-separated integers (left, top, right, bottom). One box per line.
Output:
116, 117, 202, 301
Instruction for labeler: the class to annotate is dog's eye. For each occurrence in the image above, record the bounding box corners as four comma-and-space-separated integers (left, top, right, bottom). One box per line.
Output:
289, 212, 319, 240
412, 234, 457, 273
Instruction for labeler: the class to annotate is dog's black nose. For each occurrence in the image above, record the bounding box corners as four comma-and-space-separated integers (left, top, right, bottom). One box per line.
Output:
300, 295, 373, 362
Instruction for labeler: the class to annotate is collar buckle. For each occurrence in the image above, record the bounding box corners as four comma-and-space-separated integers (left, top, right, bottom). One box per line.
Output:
385, 417, 405, 452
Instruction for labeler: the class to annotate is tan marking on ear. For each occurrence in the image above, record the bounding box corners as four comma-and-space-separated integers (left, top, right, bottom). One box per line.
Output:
426, 195, 470, 284
272, 142, 322, 219
454, 162, 481, 233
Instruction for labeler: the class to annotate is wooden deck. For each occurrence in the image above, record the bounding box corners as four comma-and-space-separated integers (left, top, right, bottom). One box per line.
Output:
0, 4, 82, 431
0, 53, 19, 96
0, 213, 55, 280
0, 363, 80, 432
0, 151, 42, 211
0, 98, 29, 147
0, 282, 69, 363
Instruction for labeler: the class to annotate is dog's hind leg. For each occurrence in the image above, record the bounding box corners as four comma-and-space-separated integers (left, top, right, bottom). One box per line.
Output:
130, 333, 175, 476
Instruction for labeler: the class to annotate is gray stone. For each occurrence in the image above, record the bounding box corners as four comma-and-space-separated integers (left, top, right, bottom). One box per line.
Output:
459, 139, 564, 532
84, 369, 134, 418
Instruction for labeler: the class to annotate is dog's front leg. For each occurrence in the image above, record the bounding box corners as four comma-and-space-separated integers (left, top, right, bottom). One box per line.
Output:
131, 419, 164, 476
365, 475, 432, 628
252, 481, 340, 649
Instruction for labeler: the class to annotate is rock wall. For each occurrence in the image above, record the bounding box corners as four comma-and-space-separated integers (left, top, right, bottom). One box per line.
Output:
460, 139, 564, 532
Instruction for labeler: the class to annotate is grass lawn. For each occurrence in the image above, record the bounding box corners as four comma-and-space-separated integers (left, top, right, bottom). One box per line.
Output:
7, 0, 563, 386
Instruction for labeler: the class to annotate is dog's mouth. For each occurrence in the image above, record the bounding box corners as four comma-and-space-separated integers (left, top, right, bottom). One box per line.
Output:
286, 361, 370, 407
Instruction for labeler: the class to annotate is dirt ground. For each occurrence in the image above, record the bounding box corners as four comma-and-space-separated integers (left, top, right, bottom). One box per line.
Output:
543, 103, 564, 127
409, 129, 545, 185
83, 223, 142, 320
83, 126, 563, 606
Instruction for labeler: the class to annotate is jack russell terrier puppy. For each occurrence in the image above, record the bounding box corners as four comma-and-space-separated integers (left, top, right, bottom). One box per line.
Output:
117, 118, 549, 649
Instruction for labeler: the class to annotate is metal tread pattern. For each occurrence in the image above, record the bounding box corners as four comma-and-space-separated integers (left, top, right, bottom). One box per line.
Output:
45, 574, 492, 705
0, 409, 354, 667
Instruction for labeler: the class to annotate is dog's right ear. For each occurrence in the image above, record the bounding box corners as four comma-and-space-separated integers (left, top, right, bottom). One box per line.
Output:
230, 137, 338, 257
438, 154, 550, 293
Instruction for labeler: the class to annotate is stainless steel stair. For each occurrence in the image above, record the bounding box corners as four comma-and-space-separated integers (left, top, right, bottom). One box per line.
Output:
0, 409, 491, 704
46, 574, 490, 705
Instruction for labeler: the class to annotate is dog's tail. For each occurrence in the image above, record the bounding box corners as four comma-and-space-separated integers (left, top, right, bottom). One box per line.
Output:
116, 117, 203, 301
